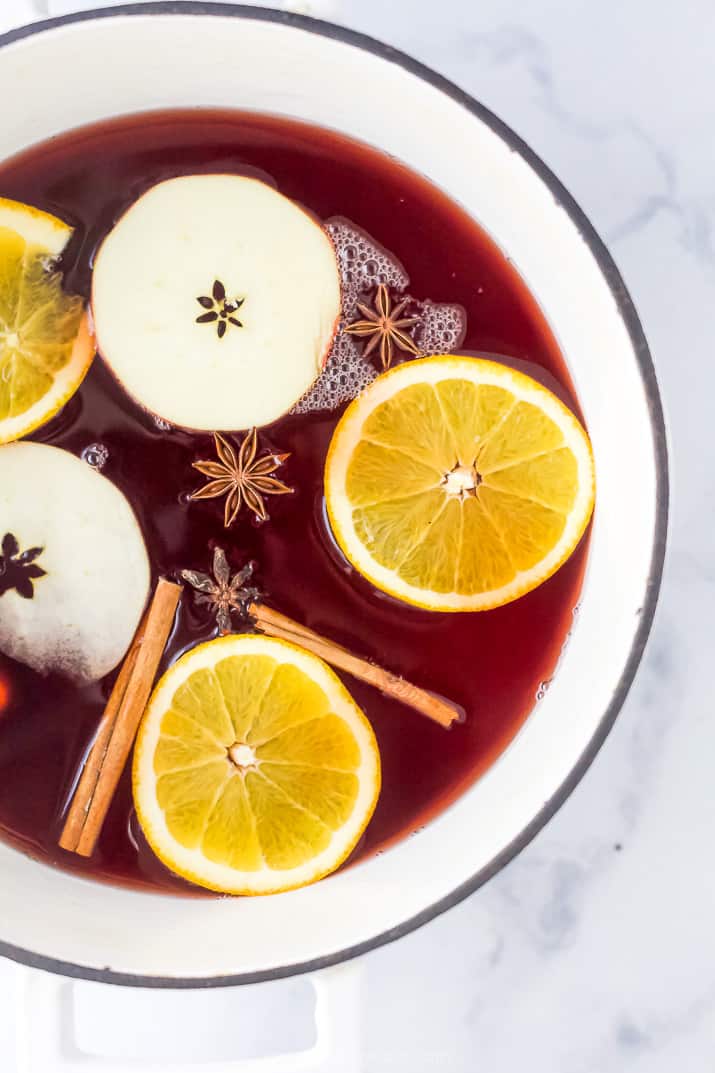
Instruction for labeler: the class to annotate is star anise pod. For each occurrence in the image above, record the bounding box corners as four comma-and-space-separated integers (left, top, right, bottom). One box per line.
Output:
196, 279, 244, 340
181, 548, 261, 634
0, 532, 46, 599
190, 429, 292, 526
345, 283, 421, 370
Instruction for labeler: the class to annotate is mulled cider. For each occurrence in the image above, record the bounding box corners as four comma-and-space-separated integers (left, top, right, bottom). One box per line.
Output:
0, 110, 593, 895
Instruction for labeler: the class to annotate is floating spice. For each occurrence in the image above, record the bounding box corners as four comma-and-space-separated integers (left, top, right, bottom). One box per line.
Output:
181, 548, 261, 634
59, 578, 182, 858
0, 533, 45, 599
195, 278, 244, 339
293, 220, 468, 414
345, 283, 420, 370
190, 429, 292, 526
183, 547, 460, 728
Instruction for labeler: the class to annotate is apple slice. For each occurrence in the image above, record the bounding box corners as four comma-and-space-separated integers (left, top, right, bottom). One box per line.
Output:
92, 175, 341, 430
0, 442, 150, 684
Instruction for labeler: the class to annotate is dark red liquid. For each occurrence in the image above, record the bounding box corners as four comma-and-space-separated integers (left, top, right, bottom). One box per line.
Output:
0, 111, 588, 894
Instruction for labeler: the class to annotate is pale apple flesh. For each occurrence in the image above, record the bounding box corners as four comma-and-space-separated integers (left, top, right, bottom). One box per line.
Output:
91, 175, 342, 431
0, 442, 150, 684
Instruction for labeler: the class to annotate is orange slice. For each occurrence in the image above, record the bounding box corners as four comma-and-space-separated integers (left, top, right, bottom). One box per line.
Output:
325, 355, 594, 611
133, 634, 380, 895
0, 197, 93, 444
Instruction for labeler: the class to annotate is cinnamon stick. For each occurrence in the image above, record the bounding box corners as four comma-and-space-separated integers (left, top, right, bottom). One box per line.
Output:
58, 611, 147, 853
249, 602, 462, 729
59, 578, 181, 857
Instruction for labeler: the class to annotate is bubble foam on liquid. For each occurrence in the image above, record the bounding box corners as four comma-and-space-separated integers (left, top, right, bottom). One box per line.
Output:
292, 220, 407, 415
324, 217, 409, 320
293, 220, 469, 415
81, 442, 109, 470
292, 333, 378, 415
414, 300, 468, 355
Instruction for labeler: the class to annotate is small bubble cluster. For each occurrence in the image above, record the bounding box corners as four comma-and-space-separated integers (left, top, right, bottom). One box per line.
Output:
298, 221, 470, 415
325, 218, 409, 320
414, 300, 467, 355
534, 605, 583, 702
291, 333, 378, 415
153, 415, 172, 432
292, 221, 408, 414
536, 679, 552, 702
81, 442, 109, 470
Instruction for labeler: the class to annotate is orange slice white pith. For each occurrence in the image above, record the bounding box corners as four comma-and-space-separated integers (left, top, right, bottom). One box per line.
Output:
133, 634, 381, 895
0, 196, 94, 444
325, 355, 595, 611
92, 175, 341, 431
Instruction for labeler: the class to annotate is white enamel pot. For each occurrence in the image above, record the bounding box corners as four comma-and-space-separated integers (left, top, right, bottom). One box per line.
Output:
0, 1, 667, 1002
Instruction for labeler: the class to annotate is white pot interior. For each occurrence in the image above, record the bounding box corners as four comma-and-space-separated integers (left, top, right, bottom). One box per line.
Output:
0, 8, 664, 982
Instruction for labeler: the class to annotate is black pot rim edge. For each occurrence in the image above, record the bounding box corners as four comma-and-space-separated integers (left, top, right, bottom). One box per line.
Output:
0, 1, 669, 989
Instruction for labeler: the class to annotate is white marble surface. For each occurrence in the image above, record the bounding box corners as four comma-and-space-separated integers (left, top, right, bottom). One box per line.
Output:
0, 1, 709, 1070
345, 4, 709, 1071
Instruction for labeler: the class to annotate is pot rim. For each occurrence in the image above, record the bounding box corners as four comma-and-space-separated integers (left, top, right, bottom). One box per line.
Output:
0, 1, 669, 989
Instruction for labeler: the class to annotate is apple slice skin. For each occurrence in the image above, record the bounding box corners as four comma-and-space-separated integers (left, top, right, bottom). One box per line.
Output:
91, 175, 342, 432
0, 442, 150, 685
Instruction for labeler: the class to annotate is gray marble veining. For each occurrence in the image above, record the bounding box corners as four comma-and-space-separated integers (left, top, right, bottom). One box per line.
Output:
326, 3, 711, 1070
